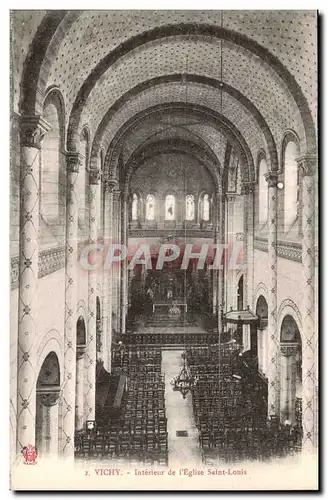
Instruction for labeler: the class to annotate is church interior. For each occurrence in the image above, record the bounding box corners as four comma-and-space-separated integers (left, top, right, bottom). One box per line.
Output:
10, 10, 318, 468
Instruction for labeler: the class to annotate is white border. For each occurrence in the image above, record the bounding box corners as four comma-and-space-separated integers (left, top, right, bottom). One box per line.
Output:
2, 3, 325, 498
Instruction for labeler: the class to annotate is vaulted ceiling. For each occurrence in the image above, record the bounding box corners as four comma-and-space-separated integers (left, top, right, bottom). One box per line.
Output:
11, 10, 317, 185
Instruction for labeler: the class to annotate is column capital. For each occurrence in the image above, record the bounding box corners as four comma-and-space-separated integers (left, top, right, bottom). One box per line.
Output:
280, 342, 299, 357
104, 179, 117, 193
20, 115, 51, 149
89, 169, 101, 185
37, 386, 61, 407
66, 151, 83, 173
241, 181, 255, 195
264, 171, 278, 187
226, 193, 237, 202
113, 189, 121, 202
297, 153, 317, 177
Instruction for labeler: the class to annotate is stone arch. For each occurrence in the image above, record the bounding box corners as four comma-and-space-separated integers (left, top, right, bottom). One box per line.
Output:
76, 315, 87, 346
75, 315, 87, 432
43, 86, 66, 147
256, 149, 268, 182
19, 17, 316, 153
35, 351, 61, 457
255, 295, 269, 377
254, 282, 269, 307
280, 130, 301, 174
279, 312, 302, 426
277, 299, 303, 338
36, 329, 63, 383
104, 103, 254, 183
37, 351, 60, 388
121, 120, 223, 176
64, 24, 316, 153
41, 87, 66, 222
19, 11, 76, 114
123, 139, 221, 198
90, 75, 276, 173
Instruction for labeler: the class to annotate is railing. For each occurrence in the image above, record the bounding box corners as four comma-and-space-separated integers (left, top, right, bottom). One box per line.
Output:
122, 332, 219, 346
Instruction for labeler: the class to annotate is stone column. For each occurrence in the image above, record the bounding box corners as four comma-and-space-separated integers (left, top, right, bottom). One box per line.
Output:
37, 388, 60, 456
84, 169, 100, 421
120, 194, 128, 333
297, 153, 317, 450
16, 116, 50, 454
225, 194, 237, 309
217, 192, 225, 333
242, 183, 255, 355
102, 180, 116, 371
62, 151, 82, 457
111, 191, 119, 333
280, 344, 298, 425
212, 196, 218, 316
75, 346, 85, 431
258, 318, 268, 376
242, 183, 255, 309
265, 171, 279, 419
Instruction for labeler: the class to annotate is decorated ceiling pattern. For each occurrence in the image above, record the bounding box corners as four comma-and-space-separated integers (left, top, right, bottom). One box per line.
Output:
11, 10, 317, 181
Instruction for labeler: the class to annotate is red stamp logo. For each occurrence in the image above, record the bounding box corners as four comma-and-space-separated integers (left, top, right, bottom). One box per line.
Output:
22, 444, 38, 465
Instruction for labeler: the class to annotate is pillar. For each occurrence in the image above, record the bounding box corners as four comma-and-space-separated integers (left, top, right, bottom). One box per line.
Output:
102, 179, 116, 371
225, 194, 236, 310
75, 347, 85, 431
16, 116, 50, 454
212, 199, 218, 316
121, 194, 128, 333
217, 192, 225, 332
37, 388, 60, 456
240, 183, 254, 353
297, 153, 318, 450
280, 344, 298, 425
113, 190, 121, 332
85, 169, 100, 421
243, 183, 255, 309
258, 318, 268, 376
265, 171, 279, 418
62, 151, 82, 457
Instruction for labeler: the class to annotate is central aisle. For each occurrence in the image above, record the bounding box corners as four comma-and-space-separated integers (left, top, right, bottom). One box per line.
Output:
161, 350, 202, 468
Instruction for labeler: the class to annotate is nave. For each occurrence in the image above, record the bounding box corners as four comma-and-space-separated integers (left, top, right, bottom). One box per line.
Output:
74, 341, 302, 466
10, 12, 318, 479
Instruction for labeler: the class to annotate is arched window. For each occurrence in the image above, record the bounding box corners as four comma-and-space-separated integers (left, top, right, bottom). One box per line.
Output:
202, 194, 210, 221
131, 193, 138, 221
42, 99, 61, 219
146, 194, 155, 221
284, 141, 299, 229
185, 195, 195, 220
258, 158, 268, 226
165, 194, 175, 220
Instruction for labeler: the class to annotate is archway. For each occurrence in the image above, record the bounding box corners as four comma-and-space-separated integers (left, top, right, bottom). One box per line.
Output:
280, 314, 302, 426
256, 295, 269, 377
75, 316, 87, 432
35, 352, 60, 457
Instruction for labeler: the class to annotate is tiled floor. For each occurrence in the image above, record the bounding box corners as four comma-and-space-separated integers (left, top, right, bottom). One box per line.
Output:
162, 350, 202, 467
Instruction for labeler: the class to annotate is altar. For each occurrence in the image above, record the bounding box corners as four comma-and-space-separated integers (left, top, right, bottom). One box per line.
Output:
152, 302, 188, 314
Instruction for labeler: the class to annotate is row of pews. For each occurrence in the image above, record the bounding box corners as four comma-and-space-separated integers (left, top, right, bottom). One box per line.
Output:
75, 347, 168, 466
186, 345, 302, 464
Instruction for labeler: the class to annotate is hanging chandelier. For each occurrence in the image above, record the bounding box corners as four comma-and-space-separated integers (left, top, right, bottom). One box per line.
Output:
170, 353, 198, 398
